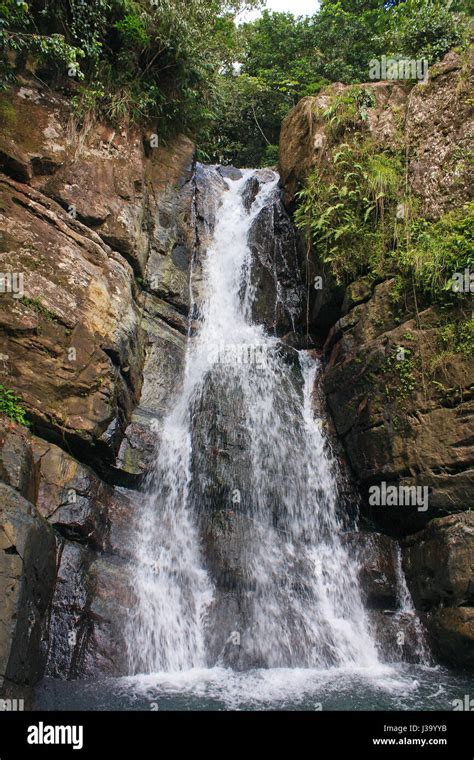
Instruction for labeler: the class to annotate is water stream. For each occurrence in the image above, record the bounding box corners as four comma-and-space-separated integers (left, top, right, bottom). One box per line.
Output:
127, 169, 386, 675
35, 166, 474, 711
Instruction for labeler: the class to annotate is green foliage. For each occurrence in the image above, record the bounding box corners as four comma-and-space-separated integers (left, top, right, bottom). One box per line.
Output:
323, 86, 376, 137
0, 0, 471, 163
261, 143, 279, 167
202, 11, 328, 166
0, 0, 85, 88
297, 157, 473, 299
439, 318, 474, 357
316, 0, 469, 81
294, 135, 403, 283
314, 0, 389, 83
383, 347, 417, 402
386, 0, 470, 64
0, 384, 29, 426
0, 0, 262, 138
295, 83, 473, 303
399, 202, 474, 299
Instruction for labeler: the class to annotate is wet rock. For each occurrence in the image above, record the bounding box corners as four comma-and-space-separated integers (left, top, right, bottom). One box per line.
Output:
425, 606, 474, 669
242, 175, 259, 211
45, 540, 135, 679
248, 188, 304, 334
115, 293, 187, 478
32, 438, 112, 552
194, 163, 227, 243
402, 513, 474, 609
218, 166, 243, 181
344, 531, 399, 609
281, 332, 317, 350
368, 610, 428, 665
0, 483, 56, 692
275, 341, 300, 367
400, 513, 474, 669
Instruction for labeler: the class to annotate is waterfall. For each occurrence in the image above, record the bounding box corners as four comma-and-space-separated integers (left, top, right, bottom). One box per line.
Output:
126, 168, 381, 675
393, 546, 432, 665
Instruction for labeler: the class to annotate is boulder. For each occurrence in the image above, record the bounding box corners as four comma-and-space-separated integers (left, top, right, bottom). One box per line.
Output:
0, 483, 56, 691
402, 513, 474, 609
425, 606, 474, 669
45, 541, 135, 679
344, 531, 399, 609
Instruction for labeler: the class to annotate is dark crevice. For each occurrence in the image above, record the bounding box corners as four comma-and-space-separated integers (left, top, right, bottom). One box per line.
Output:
4, 545, 19, 555
27, 419, 142, 491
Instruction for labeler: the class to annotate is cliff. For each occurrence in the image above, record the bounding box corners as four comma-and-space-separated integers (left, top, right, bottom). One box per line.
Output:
0, 48, 473, 701
0, 80, 198, 697
279, 48, 474, 667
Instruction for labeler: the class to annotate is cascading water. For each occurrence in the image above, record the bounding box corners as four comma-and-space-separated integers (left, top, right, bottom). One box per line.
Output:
34, 166, 474, 714
127, 168, 381, 677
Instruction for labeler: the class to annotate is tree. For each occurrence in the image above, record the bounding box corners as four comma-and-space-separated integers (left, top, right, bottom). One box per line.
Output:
0, 0, 263, 135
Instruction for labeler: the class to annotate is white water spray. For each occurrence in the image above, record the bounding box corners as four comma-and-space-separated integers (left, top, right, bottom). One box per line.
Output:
127, 168, 381, 675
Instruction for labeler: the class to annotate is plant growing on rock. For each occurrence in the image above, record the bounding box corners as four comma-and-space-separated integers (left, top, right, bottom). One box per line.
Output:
0, 384, 29, 426
294, 138, 403, 283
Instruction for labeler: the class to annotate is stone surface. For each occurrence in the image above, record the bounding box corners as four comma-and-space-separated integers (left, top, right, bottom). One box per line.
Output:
115, 293, 187, 479
0, 80, 198, 689
0, 86, 69, 182
400, 513, 474, 669
0, 483, 56, 691
344, 531, 399, 609
279, 81, 409, 206
0, 81, 196, 473
248, 177, 304, 334
368, 609, 429, 665
425, 606, 474, 669
45, 541, 135, 679
323, 293, 474, 533
0, 174, 143, 464
403, 513, 474, 609
407, 48, 474, 220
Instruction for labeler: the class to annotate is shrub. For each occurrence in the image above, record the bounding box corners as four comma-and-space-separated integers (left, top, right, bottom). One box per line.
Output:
0, 384, 29, 426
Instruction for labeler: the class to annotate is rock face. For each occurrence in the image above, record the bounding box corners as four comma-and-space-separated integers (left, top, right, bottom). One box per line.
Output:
0, 80, 198, 693
279, 48, 474, 668
0, 46, 472, 693
246, 171, 304, 334
0, 84, 196, 477
280, 81, 409, 208
402, 513, 474, 668
0, 481, 56, 698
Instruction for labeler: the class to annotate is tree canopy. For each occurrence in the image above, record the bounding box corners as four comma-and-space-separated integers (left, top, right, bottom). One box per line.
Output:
0, 0, 471, 164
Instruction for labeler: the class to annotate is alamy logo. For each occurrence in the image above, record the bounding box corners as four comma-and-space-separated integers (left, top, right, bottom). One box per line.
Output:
452, 695, 474, 710
208, 342, 269, 368
0, 698, 24, 711
27, 722, 83, 750
369, 482, 429, 512
0, 272, 24, 299
451, 268, 474, 293
369, 55, 428, 82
